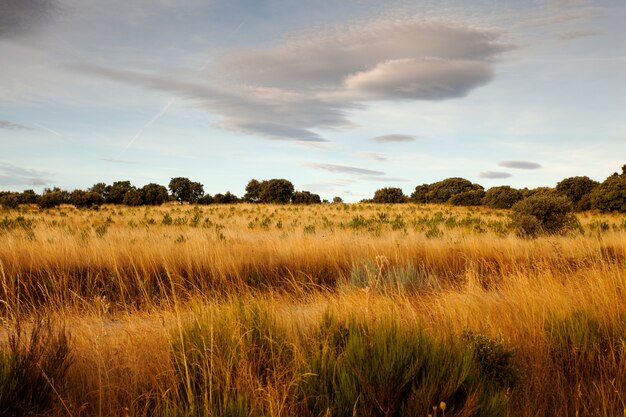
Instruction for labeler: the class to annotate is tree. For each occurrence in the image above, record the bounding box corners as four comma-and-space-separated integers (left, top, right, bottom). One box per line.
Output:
332, 196, 344, 204
39, 189, 66, 209
425, 178, 482, 203
18, 190, 39, 205
212, 192, 239, 204
589, 174, 626, 213
372, 187, 407, 203
556, 176, 599, 211
89, 183, 109, 200
69, 190, 104, 208
448, 189, 485, 206
510, 194, 578, 237
123, 188, 144, 206
197, 194, 214, 205
244, 179, 262, 202
292, 191, 322, 205
107, 181, 133, 204
483, 186, 523, 209
169, 177, 204, 204
141, 183, 169, 205
410, 184, 430, 203
259, 179, 294, 204
0, 192, 20, 209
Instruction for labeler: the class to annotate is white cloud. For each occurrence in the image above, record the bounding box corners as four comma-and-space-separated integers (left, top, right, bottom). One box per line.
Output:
306, 163, 385, 176
359, 152, 387, 161
479, 171, 512, 179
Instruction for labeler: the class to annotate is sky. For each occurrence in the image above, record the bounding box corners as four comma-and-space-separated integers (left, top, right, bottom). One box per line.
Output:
1, 0, 625, 201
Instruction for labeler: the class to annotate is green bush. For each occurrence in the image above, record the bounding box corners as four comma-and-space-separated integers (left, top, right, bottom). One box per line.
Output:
372, 187, 407, 204
0, 318, 72, 417
425, 178, 483, 204
448, 189, 485, 206
555, 176, 599, 211
589, 174, 626, 213
510, 194, 578, 237
300, 313, 510, 417
483, 186, 523, 209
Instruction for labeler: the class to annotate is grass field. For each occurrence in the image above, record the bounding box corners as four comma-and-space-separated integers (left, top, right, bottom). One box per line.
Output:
2, 203, 626, 416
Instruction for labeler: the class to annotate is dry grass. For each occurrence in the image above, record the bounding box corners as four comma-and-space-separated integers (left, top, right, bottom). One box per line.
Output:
1, 203, 626, 416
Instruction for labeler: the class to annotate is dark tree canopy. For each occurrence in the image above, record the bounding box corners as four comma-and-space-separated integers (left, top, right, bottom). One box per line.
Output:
141, 183, 169, 205
259, 179, 294, 204
483, 186, 523, 209
448, 189, 485, 206
410, 184, 430, 203
169, 177, 204, 204
425, 178, 482, 204
212, 192, 239, 204
107, 181, 133, 205
589, 175, 626, 213
556, 176, 599, 211
244, 179, 262, 202
292, 191, 322, 205
372, 187, 407, 204
123, 188, 144, 206
69, 190, 104, 208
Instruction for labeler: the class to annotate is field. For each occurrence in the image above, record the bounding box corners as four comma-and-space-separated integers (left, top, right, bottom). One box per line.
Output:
2, 203, 626, 416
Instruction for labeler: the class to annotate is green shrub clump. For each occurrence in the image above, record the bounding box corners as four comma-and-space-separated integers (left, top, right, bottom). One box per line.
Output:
509, 194, 578, 237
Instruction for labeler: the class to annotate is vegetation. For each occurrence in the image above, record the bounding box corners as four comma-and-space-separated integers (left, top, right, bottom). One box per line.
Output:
372, 187, 407, 203
1, 202, 626, 416
510, 194, 578, 237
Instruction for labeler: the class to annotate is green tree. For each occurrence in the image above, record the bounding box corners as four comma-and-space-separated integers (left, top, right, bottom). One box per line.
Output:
448, 189, 485, 206
259, 179, 294, 204
107, 181, 133, 204
426, 178, 483, 203
89, 182, 109, 200
39, 188, 67, 209
18, 190, 39, 205
292, 191, 322, 205
556, 176, 599, 211
410, 184, 430, 203
332, 196, 344, 204
123, 188, 144, 206
589, 174, 626, 213
244, 179, 262, 202
169, 177, 204, 204
197, 194, 214, 205
510, 194, 578, 237
69, 189, 104, 208
372, 187, 407, 203
0, 192, 20, 209
483, 186, 523, 209
141, 183, 169, 205
212, 192, 239, 204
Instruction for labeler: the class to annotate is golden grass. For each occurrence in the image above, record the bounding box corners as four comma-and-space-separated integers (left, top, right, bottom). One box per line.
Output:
1, 203, 626, 416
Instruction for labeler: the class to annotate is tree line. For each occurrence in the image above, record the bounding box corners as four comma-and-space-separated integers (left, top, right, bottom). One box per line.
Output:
1, 165, 626, 213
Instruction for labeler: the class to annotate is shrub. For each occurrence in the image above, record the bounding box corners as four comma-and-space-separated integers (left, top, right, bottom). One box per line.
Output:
556, 176, 599, 211
0, 318, 72, 417
259, 179, 295, 204
448, 189, 485, 206
589, 174, 626, 213
0, 193, 20, 209
483, 186, 523, 209
196, 194, 214, 205
426, 178, 483, 203
410, 184, 430, 203
292, 191, 322, 205
510, 194, 578, 237
372, 187, 407, 204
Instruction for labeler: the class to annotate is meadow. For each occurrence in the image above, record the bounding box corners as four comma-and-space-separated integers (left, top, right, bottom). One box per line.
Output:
1, 202, 626, 416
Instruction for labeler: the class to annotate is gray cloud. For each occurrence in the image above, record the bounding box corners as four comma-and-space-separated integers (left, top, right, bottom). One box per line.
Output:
71, 17, 511, 142
556, 30, 599, 40
307, 163, 385, 176
359, 152, 387, 161
0, 0, 56, 38
499, 160, 542, 170
372, 134, 417, 143
0, 161, 49, 186
0, 119, 31, 130
479, 171, 512, 179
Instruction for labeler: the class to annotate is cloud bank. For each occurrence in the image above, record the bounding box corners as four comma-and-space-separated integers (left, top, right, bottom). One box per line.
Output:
372, 134, 417, 143
74, 17, 512, 142
0, 120, 31, 130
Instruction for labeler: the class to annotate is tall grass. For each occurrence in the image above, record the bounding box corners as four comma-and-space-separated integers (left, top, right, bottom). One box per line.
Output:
1, 203, 626, 416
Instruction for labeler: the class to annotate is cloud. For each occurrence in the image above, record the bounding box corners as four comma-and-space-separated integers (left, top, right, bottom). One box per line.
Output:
556, 30, 599, 40
359, 152, 387, 161
0, 0, 56, 38
479, 171, 512, 179
498, 160, 542, 170
72, 17, 511, 142
0, 120, 31, 130
0, 161, 50, 186
307, 163, 385, 176
372, 134, 417, 143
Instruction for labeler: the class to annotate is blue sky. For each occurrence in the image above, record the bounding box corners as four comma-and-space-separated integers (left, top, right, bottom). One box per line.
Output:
1, 0, 625, 201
